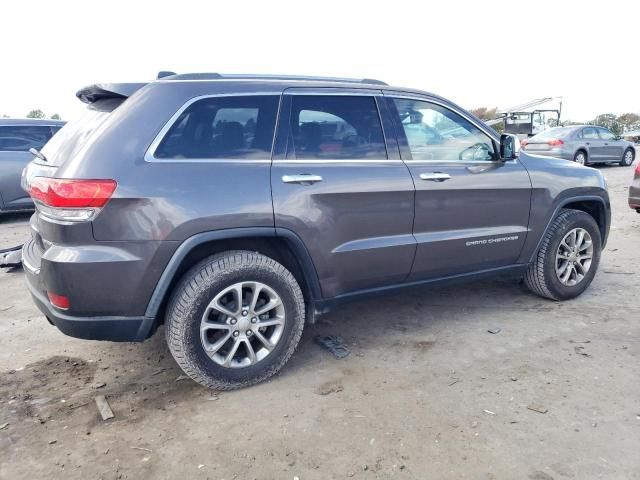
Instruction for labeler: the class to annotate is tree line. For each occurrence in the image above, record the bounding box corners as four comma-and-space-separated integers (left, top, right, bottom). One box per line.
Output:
0, 109, 61, 120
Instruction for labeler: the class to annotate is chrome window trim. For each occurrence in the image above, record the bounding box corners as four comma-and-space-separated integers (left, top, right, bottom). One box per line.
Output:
144, 92, 282, 164
273, 159, 402, 165
386, 93, 518, 165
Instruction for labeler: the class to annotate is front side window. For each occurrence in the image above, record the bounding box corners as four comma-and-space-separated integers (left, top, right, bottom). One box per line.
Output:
392, 99, 496, 162
0, 125, 53, 152
582, 127, 599, 140
597, 128, 615, 140
155, 95, 279, 159
287, 95, 387, 160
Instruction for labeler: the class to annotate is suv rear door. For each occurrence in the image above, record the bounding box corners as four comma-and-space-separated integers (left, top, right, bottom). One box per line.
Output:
271, 88, 416, 298
383, 93, 532, 280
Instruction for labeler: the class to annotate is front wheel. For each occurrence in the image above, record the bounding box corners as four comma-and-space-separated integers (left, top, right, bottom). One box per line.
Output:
620, 148, 635, 167
165, 251, 305, 390
524, 209, 601, 301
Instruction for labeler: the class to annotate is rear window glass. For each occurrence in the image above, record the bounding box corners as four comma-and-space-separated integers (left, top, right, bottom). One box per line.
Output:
0, 125, 54, 152
154, 95, 279, 160
287, 95, 387, 160
40, 98, 122, 166
531, 127, 575, 140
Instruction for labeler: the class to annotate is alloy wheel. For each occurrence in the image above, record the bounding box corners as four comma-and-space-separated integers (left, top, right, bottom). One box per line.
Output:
624, 150, 633, 166
555, 228, 594, 287
575, 152, 586, 165
200, 281, 285, 368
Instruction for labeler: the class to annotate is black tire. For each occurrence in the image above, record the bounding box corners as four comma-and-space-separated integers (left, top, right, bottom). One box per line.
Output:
574, 150, 588, 165
524, 209, 601, 301
620, 148, 635, 167
165, 250, 305, 390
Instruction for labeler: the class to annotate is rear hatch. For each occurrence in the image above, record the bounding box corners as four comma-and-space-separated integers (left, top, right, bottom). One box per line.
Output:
21, 83, 145, 270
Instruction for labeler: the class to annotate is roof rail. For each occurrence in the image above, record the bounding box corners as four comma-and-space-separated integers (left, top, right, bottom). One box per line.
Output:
156, 72, 387, 85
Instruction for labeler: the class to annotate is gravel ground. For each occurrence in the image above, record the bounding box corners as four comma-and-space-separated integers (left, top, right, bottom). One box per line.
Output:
1, 162, 639, 480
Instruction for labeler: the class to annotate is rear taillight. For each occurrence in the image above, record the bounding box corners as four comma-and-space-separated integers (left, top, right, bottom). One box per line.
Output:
47, 292, 70, 310
28, 177, 116, 222
547, 139, 564, 146
635, 162, 640, 174
521, 140, 528, 148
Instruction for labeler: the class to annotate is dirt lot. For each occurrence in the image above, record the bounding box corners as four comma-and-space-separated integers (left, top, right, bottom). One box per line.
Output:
1, 163, 639, 480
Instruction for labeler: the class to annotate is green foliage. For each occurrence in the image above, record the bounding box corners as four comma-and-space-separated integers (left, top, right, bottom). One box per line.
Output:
26, 109, 46, 119
50, 113, 62, 120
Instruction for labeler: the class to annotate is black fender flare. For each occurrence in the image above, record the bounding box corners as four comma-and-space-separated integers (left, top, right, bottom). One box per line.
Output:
528, 195, 610, 263
136, 227, 321, 340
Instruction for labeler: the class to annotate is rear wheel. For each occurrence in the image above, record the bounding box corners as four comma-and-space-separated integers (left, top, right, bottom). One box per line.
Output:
165, 251, 305, 390
524, 209, 601, 301
620, 148, 635, 167
574, 150, 587, 165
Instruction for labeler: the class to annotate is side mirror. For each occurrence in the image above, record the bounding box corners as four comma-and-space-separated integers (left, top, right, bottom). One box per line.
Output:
500, 134, 521, 160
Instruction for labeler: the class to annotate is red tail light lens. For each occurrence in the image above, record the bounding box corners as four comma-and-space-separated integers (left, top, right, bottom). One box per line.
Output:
47, 292, 70, 310
547, 139, 564, 146
635, 162, 640, 174
521, 140, 529, 148
29, 178, 116, 208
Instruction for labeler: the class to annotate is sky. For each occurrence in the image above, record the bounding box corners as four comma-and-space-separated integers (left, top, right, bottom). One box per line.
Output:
2, 0, 638, 122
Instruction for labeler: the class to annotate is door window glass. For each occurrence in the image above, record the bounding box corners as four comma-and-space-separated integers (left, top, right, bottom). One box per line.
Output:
582, 127, 599, 140
597, 128, 615, 140
392, 99, 496, 161
288, 95, 387, 159
155, 95, 279, 159
0, 125, 54, 152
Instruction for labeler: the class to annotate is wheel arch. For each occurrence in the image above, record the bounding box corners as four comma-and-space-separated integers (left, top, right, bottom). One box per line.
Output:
529, 195, 610, 263
136, 227, 321, 340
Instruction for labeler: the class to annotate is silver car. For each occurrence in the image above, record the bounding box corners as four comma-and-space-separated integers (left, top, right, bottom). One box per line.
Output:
0, 118, 65, 213
522, 125, 636, 166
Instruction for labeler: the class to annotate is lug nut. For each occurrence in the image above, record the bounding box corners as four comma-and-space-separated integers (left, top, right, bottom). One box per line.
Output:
246, 330, 253, 336
233, 330, 239, 337
242, 310, 248, 316
251, 317, 257, 323
230, 318, 237, 325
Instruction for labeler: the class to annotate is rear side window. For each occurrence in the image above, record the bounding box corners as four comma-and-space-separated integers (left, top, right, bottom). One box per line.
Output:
287, 95, 387, 160
597, 128, 615, 140
154, 95, 279, 160
0, 125, 54, 152
582, 127, 599, 140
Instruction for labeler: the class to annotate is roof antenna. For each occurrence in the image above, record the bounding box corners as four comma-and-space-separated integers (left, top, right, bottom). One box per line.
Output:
157, 71, 176, 79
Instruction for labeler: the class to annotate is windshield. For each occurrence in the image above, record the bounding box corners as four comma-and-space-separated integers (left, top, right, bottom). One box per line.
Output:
40, 98, 123, 166
530, 127, 576, 141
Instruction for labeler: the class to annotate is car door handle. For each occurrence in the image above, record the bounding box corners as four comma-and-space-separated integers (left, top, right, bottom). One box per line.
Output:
420, 173, 451, 182
282, 174, 323, 185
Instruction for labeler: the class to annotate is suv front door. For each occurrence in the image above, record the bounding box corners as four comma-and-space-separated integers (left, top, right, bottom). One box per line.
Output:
271, 89, 416, 298
384, 94, 532, 281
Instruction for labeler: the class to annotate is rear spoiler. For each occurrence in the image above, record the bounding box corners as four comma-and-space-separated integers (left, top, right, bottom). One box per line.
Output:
75, 83, 147, 104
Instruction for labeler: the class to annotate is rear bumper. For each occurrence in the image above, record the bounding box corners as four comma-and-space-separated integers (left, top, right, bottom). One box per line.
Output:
22, 234, 161, 342
24, 267, 149, 341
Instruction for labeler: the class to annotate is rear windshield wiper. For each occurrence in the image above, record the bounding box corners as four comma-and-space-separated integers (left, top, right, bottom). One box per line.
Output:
29, 147, 47, 162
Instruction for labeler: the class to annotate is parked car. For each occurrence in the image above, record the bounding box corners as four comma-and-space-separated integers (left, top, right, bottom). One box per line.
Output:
0, 118, 65, 214
629, 162, 640, 212
22, 73, 610, 390
522, 125, 636, 166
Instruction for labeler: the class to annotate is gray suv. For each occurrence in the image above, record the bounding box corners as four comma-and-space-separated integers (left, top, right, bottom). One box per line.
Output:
0, 118, 65, 213
21, 73, 611, 389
